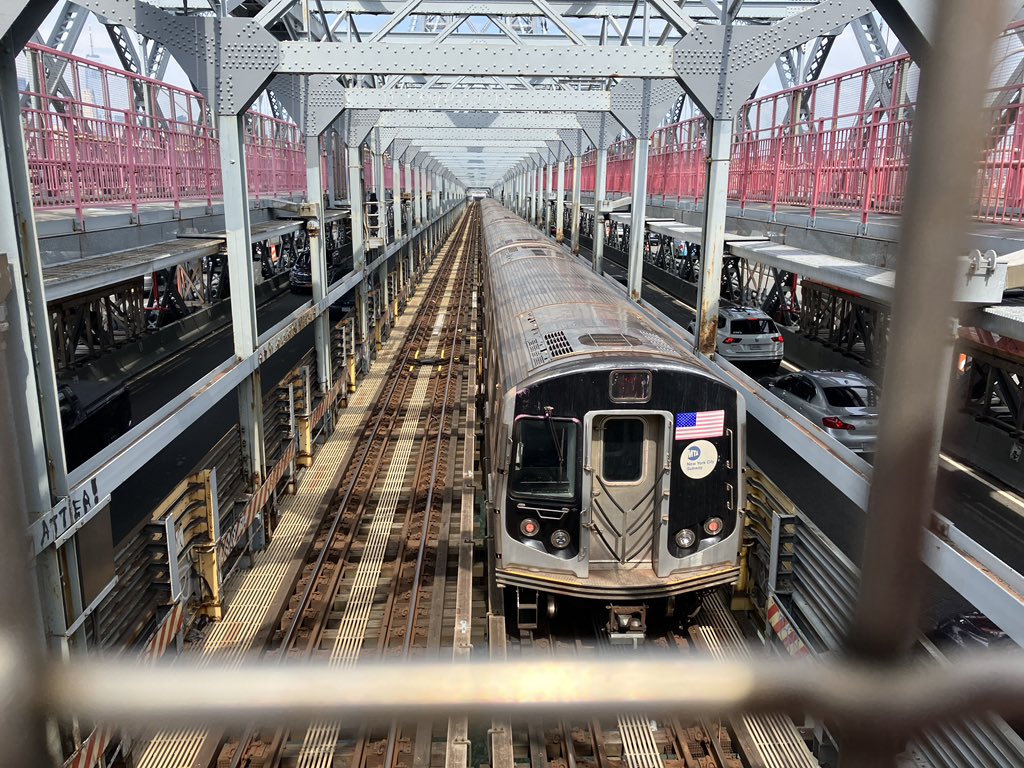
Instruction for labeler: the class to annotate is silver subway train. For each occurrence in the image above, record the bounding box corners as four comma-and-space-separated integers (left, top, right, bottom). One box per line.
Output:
480, 200, 744, 633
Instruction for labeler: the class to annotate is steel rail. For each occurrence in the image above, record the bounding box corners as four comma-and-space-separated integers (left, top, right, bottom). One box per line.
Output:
277, 209, 471, 655
268, 206, 475, 768
382, 202, 479, 768
224, 211, 471, 768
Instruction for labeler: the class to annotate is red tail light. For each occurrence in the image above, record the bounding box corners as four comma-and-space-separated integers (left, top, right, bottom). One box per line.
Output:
822, 416, 856, 430
772, 335, 784, 342
722, 336, 739, 344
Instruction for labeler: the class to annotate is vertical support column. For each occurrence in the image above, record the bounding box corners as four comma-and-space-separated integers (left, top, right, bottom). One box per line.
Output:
0, 54, 73, 757
411, 162, 420, 228
371, 133, 388, 340
694, 120, 731, 355
404, 160, 413, 233
219, 114, 266, 486
0, 283, 51, 765
555, 158, 566, 242
405, 159, 416, 294
392, 155, 403, 242
529, 168, 538, 225
305, 134, 333, 396
372, 131, 387, 247
626, 136, 650, 302
419, 166, 427, 229
432, 169, 439, 217
543, 162, 553, 235
325, 130, 337, 205
570, 153, 582, 254
592, 146, 609, 274
347, 142, 371, 371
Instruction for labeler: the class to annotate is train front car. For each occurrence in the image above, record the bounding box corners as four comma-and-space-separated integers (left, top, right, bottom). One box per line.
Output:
479, 201, 744, 639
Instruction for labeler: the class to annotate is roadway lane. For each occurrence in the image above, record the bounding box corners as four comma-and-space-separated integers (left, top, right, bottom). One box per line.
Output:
582, 241, 1019, 622
127, 287, 309, 424
110, 313, 316, 544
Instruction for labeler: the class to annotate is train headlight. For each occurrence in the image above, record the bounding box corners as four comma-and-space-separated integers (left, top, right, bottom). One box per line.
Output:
703, 517, 724, 536
520, 518, 540, 538
550, 530, 571, 549
674, 529, 696, 549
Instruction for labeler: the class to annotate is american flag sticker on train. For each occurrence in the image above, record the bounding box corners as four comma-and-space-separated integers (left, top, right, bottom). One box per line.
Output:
674, 410, 725, 441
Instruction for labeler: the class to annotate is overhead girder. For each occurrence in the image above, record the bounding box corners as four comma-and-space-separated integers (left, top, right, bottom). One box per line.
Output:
28, 1, 87, 104
344, 88, 611, 111
144, 0, 821, 24
376, 111, 583, 129
276, 41, 676, 77
385, 127, 560, 142
411, 139, 554, 148
105, 23, 158, 113
851, 11, 890, 63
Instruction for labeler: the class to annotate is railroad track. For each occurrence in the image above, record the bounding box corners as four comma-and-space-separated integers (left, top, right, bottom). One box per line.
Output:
504, 611, 742, 768
222, 204, 482, 768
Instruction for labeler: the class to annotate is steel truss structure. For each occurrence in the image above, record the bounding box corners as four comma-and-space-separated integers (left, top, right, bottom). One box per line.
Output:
2, 2, 1024, 768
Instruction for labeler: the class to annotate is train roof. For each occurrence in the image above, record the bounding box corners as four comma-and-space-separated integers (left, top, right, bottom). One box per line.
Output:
479, 200, 715, 390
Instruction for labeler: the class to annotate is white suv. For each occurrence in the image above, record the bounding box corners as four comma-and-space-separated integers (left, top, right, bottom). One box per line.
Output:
690, 306, 784, 371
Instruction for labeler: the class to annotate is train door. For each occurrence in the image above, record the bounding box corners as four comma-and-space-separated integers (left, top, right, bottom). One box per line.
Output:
586, 413, 668, 569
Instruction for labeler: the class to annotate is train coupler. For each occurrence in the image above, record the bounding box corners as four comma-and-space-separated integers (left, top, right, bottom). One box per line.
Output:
606, 604, 647, 647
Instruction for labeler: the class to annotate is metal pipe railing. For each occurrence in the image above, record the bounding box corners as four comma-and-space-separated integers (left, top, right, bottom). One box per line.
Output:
17, 43, 308, 223
583, 20, 1024, 227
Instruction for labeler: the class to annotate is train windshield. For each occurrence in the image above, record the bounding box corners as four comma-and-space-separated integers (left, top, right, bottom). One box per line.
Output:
510, 417, 578, 500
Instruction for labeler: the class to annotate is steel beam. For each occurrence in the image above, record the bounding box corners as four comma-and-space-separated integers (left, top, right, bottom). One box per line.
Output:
694, 119, 730, 356
150, 0, 819, 21
393, 154, 403, 241
570, 153, 582, 254
377, 111, 583, 128
344, 88, 611, 112
555, 157, 566, 242
626, 137, 650, 301
277, 40, 674, 77
592, 146, 608, 274
0, 47, 72, 721
544, 162, 553, 235
219, 115, 267, 488
405, 136, 557, 145
347, 143, 371, 371
306, 133, 334, 395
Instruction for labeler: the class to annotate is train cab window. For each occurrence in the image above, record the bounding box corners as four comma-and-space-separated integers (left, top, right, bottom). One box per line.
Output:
510, 417, 579, 499
609, 370, 651, 402
601, 418, 645, 483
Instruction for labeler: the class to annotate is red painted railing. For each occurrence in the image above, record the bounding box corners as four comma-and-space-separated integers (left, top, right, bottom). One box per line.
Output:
18, 43, 306, 223
580, 22, 1024, 227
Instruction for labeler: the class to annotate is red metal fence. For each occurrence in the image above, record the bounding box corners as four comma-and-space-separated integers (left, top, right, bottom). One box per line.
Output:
18, 43, 306, 223
581, 22, 1024, 227
22, 25, 1024, 228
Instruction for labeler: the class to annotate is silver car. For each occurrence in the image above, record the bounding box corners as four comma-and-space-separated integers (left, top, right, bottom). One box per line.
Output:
689, 306, 784, 371
767, 370, 880, 454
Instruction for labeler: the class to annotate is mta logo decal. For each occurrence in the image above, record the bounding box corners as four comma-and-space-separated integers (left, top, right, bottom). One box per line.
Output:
687, 445, 702, 461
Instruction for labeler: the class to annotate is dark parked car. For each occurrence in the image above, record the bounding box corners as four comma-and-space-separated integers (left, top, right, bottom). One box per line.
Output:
289, 254, 347, 293
58, 382, 132, 470
930, 612, 1012, 650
